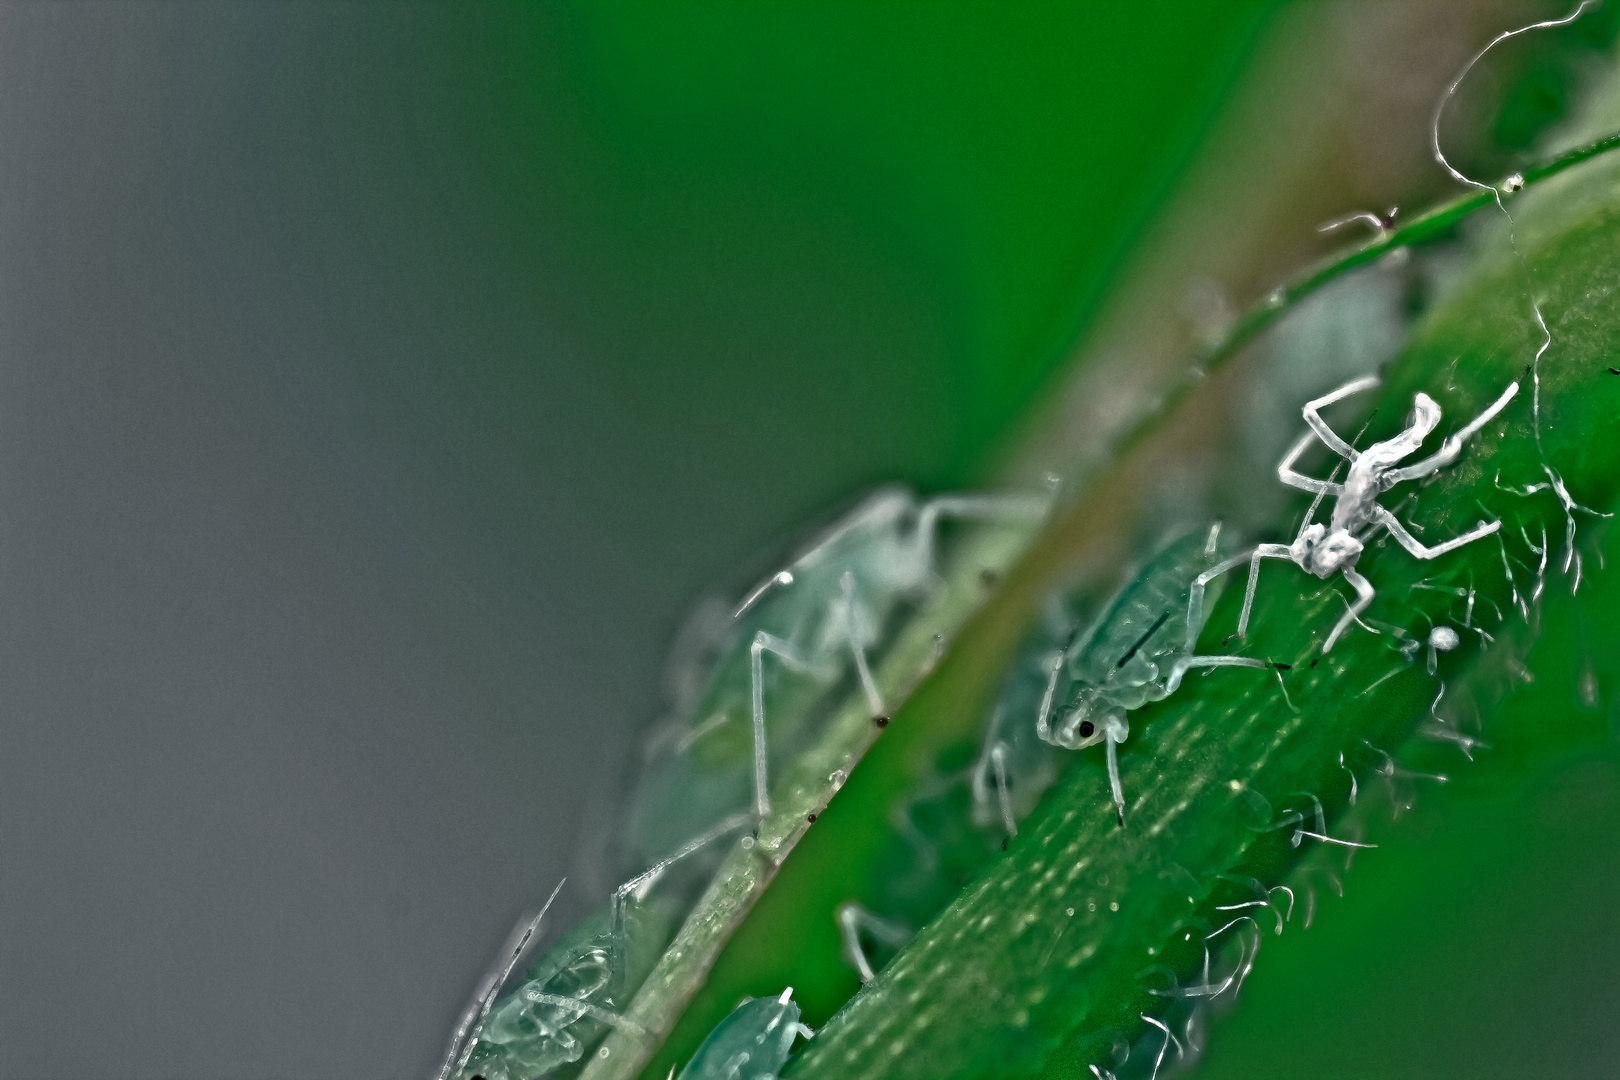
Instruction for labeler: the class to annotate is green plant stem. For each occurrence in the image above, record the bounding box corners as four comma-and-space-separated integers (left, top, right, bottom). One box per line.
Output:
1097, 127, 1620, 482
785, 143, 1620, 1078
599, 126, 1620, 1080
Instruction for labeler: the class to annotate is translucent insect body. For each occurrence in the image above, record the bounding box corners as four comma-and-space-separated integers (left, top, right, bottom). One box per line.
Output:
627, 486, 1045, 865
676, 988, 811, 1080
1010, 525, 1268, 825
447, 817, 749, 1080
1198, 375, 1519, 655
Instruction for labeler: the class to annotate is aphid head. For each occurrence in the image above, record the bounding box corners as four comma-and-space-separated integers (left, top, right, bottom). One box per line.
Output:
1048, 689, 1110, 750
1299, 523, 1363, 577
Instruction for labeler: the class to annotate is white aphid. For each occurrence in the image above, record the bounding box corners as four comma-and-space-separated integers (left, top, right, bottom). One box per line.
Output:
627, 486, 1046, 865
1193, 375, 1519, 654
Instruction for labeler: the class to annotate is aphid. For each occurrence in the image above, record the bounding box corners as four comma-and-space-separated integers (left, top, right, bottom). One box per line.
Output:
625, 487, 1046, 867
1195, 375, 1519, 654
1034, 525, 1269, 825
448, 817, 749, 1080
676, 988, 811, 1080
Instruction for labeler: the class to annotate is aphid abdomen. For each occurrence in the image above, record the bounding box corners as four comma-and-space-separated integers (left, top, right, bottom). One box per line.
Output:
1066, 528, 1226, 709
677, 989, 805, 1080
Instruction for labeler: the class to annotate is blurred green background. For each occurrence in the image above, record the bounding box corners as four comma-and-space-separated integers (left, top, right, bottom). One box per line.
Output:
4, 1, 1616, 1077
0, 3, 1275, 1077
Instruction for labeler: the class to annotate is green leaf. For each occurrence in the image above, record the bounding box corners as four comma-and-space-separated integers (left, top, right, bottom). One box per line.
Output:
781, 114, 1620, 1078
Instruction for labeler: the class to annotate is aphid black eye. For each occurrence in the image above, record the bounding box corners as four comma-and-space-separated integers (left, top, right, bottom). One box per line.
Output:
807, 813, 817, 823
1609, 366, 1620, 375
1078, 720, 1095, 738
874, 715, 890, 728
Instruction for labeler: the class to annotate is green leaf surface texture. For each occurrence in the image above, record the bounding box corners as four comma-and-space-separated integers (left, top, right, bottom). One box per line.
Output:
782, 101, 1620, 1080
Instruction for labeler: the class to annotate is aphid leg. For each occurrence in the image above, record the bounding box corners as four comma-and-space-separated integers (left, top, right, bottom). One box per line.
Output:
1184, 554, 1251, 652
1387, 381, 1520, 483
1277, 431, 1349, 497
911, 492, 1050, 573
1033, 644, 1067, 743
835, 902, 911, 983
1163, 653, 1267, 696
1322, 568, 1376, 652
750, 631, 813, 817
990, 743, 1018, 838
839, 571, 885, 717
1300, 375, 1381, 459
609, 812, 752, 990
1102, 716, 1130, 827
1371, 504, 1502, 560
1237, 544, 1298, 637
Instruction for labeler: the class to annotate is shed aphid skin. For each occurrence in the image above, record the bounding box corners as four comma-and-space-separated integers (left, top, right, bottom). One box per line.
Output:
626, 486, 1047, 866
451, 817, 749, 1080
438, 881, 566, 1080
675, 988, 810, 1080
1197, 375, 1519, 654
1036, 525, 1271, 825
835, 901, 913, 984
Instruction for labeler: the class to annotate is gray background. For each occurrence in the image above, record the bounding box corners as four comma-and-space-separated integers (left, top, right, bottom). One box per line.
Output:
0, 5, 970, 1076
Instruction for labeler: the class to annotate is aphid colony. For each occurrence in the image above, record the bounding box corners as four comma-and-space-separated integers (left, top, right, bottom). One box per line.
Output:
440, 488, 1046, 1080
439, 375, 1516, 1080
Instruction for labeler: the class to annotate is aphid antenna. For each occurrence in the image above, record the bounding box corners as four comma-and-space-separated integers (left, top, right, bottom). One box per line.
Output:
733, 570, 795, 619
436, 878, 567, 1080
